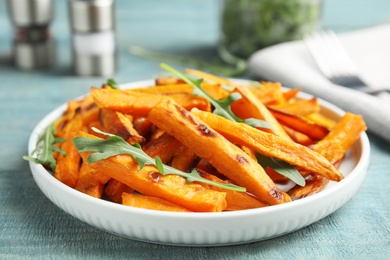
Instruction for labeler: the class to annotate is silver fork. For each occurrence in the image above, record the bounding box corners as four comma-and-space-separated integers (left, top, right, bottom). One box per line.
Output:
304, 30, 389, 95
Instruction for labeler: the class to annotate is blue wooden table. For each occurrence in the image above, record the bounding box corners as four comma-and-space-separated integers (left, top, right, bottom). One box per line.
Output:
1, 0, 389, 259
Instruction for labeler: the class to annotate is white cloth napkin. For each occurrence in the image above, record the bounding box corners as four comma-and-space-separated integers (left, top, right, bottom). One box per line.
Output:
249, 23, 390, 143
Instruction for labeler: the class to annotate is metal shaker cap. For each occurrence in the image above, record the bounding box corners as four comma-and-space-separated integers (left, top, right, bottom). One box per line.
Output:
7, 0, 54, 27
68, 0, 115, 32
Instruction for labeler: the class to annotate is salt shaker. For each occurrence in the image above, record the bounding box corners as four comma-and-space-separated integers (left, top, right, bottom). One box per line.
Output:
68, 0, 116, 76
6, 0, 56, 70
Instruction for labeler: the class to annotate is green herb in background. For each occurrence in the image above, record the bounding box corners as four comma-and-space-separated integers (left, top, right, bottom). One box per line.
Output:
72, 128, 246, 192
23, 124, 66, 171
220, 0, 321, 59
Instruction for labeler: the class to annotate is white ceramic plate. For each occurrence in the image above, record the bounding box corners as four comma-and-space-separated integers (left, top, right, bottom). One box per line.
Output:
27, 79, 370, 246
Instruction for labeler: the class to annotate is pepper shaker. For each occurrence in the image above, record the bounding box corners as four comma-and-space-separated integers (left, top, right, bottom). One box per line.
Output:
6, 0, 56, 70
68, 0, 116, 76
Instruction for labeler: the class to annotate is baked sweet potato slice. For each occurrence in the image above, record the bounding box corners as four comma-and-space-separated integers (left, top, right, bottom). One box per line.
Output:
312, 112, 367, 164
99, 109, 145, 145
54, 115, 86, 188
249, 81, 285, 105
131, 84, 193, 95
231, 85, 292, 140
288, 173, 329, 200
74, 162, 110, 198
198, 170, 267, 210
170, 147, 199, 172
269, 107, 330, 141
77, 132, 227, 212
270, 98, 320, 116
142, 132, 184, 164
90, 87, 211, 117
191, 109, 344, 182
122, 192, 191, 212
105, 178, 134, 203
147, 98, 291, 205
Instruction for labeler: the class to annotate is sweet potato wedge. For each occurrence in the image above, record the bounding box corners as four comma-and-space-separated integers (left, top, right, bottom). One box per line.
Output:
288, 173, 329, 200
171, 147, 199, 172
122, 192, 191, 212
312, 112, 367, 164
77, 132, 227, 212
104, 178, 134, 203
270, 98, 320, 116
147, 98, 291, 205
250, 81, 285, 105
54, 115, 86, 188
231, 85, 292, 140
269, 107, 330, 141
191, 109, 344, 182
90, 87, 211, 117
198, 170, 267, 210
142, 132, 184, 164
74, 162, 110, 198
99, 109, 145, 145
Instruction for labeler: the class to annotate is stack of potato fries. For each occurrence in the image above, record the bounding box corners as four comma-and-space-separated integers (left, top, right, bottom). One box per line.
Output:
46, 67, 366, 212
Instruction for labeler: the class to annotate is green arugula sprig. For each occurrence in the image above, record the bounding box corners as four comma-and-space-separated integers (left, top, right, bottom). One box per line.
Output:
160, 63, 272, 129
72, 128, 246, 192
106, 78, 118, 89
23, 123, 66, 171
256, 153, 305, 187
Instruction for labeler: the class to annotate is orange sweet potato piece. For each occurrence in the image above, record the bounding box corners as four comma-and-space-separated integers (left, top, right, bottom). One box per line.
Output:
122, 192, 191, 212
250, 81, 285, 105
269, 107, 330, 141
155, 77, 186, 85
312, 112, 367, 164
288, 173, 329, 200
142, 132, 184, 164
306, 113, 336, 129
77, 132, 227, 212
131, 84, 193, 95
74, 162, 110, 198
270, 98, 320, 116
99, 109, 145, 145
282, 88, 301, 101
191, 109, 343, 182
132, 117, 154, 138
147, 98, 291, 205
104, 178, 134, 203
54, 115, 85, 188
231, 85, 292, 140
198, 170, 267, 210
90, 87, 211, 117
170, 147, 199, 172
282, 125, 316, 146
285, 114, 366, 198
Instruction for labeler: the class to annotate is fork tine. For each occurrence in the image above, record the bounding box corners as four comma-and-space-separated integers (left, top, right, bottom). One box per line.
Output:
321, 30, 357, 76
305, 30, 368, 87
304, 32, 333, 78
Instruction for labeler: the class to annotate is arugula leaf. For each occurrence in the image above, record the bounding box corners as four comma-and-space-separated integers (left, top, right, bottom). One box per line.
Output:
255, 152, 305, 186
23, 123, 66, 171
106, 78, 118, 89
160, 63, 272, 130
72, 128, 246, 192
